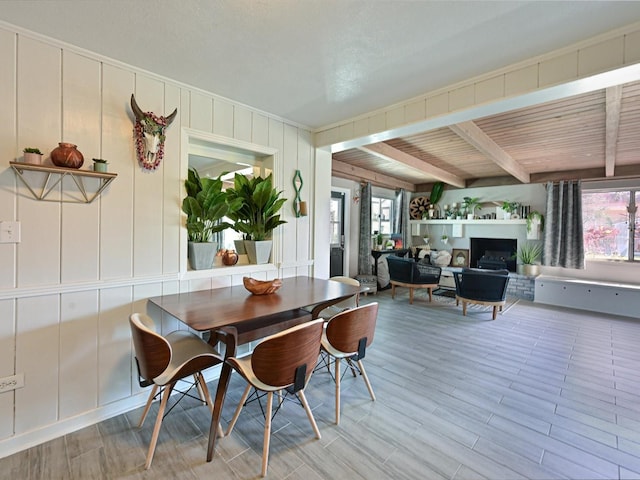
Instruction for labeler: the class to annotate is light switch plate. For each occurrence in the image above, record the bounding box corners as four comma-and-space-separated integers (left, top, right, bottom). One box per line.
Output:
0, 221, 20, 243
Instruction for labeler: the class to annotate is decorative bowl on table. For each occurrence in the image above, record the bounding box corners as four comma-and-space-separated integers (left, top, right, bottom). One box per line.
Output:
243, 277, 282, 295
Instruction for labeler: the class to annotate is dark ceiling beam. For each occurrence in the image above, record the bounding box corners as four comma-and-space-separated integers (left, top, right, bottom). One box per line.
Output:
358, 142, 466, 188
605, 85, 622, 177
332, 160, 416, 191
449, 121, 530, 184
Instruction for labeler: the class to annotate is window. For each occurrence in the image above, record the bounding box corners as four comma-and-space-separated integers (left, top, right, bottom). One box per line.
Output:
371, 196, 394, 235
582, 188, 638, 261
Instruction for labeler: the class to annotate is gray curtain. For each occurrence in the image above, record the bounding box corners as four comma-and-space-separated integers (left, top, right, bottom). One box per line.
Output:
393, 188, 409, 247
543, 180, 585, 269
358, 183, 372, 274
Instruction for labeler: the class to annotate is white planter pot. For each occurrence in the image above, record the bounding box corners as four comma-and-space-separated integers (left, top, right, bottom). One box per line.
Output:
188, 241, 216, 270
234, 239, 247, 255
23, 152, 42, 165
244, 240, 272, 264
467, 213, 474, 220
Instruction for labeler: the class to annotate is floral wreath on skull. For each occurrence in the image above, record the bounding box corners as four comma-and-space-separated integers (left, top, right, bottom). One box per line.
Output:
131, 94, 177, 171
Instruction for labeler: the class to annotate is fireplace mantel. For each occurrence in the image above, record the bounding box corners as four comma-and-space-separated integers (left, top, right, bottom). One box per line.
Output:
410, 219, 527, 226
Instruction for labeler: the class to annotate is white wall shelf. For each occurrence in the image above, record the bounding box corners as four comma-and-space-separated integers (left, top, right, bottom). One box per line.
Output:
410, 219, 527, 226
10, 161, 117, 204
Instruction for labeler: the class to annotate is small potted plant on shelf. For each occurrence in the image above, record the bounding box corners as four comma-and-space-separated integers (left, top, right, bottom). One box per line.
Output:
501, 201, 520, 219
23, 147, 43, 165
92, 158, 108, 173
441, 233, 449, 244
514, 242, 542, 276
526, 210, 545, 239
463, 197, 482, 219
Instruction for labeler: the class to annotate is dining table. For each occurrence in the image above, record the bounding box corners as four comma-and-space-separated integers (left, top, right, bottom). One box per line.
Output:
146, 275, 361, 462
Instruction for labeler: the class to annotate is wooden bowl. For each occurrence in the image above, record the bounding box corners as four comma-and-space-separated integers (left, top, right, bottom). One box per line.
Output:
243, 277, 283, 295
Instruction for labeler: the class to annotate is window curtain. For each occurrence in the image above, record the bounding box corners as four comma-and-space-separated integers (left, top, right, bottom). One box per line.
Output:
393, 188, 409, 247
358, 183, 372, 274
543, 180, 585, 269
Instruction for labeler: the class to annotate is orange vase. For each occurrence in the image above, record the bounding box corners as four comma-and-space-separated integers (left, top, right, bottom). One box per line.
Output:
51, 142, 84, 169
222, 250, 239, 266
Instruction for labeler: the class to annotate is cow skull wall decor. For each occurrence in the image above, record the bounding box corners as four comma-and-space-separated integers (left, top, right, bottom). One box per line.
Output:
131, 94, 177, 171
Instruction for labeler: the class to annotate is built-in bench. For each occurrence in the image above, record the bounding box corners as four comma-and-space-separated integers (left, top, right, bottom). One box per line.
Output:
535, 275, 640, 319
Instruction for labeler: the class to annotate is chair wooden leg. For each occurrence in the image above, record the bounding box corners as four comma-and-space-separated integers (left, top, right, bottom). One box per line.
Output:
492, 306, 498, 320
462, 301, 468, 316
261, 391, 273, 477
197, 373, 224, 438
409, 288, 414, 304
226, 383, 252, 436
391, 283, 396, 299
194, 373, 206, 403
145, 382, 174, 469
357, 360, 376, 402
138, 384, 158, 428
335, 357, 341, 425
298, 390, 321, 439
428, 287, 433, 302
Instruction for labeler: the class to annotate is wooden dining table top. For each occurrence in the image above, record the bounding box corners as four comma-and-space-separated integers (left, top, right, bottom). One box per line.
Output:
147, 276, 360, 332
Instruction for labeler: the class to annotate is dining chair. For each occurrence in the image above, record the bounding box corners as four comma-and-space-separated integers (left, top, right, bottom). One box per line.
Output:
224, 319, 325, 477
129, 313, 223, 469
314, 276, 361, 320
320, 302, 379, 425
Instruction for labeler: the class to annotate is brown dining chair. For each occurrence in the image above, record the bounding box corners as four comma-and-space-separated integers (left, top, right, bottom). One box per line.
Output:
129, 313, 223, 469
320, 302, 379, 425
225, 319, 325, 477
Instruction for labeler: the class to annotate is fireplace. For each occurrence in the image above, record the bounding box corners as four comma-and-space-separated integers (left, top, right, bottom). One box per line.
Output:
470, 238, 517, 272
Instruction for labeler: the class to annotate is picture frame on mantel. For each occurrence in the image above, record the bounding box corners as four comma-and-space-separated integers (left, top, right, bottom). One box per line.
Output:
451, 248, 469, 268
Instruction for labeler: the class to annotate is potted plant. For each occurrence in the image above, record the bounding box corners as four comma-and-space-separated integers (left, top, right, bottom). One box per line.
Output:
225, 173, 287, 264
463, 196, 481, 220
514, 242, 542, 276
182, 168, 242, 270
501, 201, 520, 220
526, 210, 545, 239
23, 147, 43, 165
441, 234, 449, 244
92, 158, 108, 172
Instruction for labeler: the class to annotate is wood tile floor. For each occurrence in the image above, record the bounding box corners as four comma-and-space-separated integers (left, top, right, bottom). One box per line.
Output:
2, 289, 640, 479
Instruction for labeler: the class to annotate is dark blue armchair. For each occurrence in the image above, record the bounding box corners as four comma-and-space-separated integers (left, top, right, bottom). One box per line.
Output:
453, 268, 510, 320
386, 256, 441, 304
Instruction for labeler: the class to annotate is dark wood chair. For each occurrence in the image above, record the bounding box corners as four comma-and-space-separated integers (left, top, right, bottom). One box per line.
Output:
320, 302, 379, 424
224, 319, 325, 477
129, 313, 223, 469
387, 256, 442, 304
453, 268, 510, 320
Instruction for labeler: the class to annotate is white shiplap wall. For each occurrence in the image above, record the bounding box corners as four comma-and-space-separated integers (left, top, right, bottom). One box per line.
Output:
0, 24, 316, 457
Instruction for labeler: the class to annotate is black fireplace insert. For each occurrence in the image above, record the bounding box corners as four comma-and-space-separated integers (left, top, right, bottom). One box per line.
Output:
470, 238, 517, 272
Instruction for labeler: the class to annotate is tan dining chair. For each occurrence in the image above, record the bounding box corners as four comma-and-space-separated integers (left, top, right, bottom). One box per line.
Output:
225, 319, 325, 477
129, 313, 223, 469
320, 302, 379, 425
309, 276, 361, 320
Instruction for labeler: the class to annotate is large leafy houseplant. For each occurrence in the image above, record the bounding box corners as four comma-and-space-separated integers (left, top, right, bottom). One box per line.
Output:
182, 168, 242, 242
225, 173, 287, 264
226, 173, 287, 241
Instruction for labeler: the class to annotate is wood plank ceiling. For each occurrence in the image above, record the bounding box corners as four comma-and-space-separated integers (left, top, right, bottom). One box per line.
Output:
332, 81, 640, 192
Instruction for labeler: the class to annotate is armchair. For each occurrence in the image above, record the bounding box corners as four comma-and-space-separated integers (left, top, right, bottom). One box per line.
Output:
453, 268, 510, 320
386, 256, 441, 304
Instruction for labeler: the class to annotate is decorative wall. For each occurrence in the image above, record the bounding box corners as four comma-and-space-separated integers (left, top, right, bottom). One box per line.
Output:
0, 24, 316, 457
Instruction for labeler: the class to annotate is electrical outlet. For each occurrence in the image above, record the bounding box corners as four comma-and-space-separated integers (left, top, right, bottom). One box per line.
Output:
0, 221, 21, 243
0, 373, 24, 393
